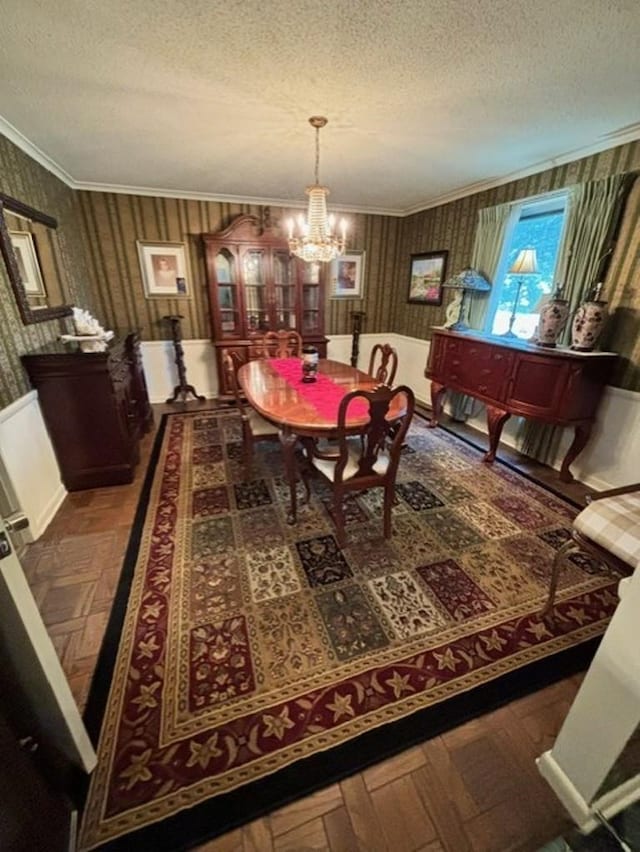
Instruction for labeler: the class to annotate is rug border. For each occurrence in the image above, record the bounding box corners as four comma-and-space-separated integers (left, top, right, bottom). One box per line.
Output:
81, 408, 601, 851
83, 412, 169, 744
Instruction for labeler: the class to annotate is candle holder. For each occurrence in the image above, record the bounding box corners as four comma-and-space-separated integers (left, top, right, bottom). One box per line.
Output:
350, 311, 366, 367
163, 315, 205, 403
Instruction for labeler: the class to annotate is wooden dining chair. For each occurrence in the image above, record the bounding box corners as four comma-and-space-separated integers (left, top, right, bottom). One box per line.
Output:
368, 343, 398, 386
303, 384, 415, 547
221, 349, 280, 463
259, 330, 303, 359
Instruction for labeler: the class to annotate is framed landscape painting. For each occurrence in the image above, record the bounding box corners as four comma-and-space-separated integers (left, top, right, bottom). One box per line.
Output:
407, 250, 448, 305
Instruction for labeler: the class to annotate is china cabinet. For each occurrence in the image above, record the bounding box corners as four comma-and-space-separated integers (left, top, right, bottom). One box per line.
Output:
204, 215, 327, 398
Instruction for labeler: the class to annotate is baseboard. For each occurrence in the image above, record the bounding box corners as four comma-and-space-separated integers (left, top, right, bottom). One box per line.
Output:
537, 751, 640, 833
31, 482, 67, 539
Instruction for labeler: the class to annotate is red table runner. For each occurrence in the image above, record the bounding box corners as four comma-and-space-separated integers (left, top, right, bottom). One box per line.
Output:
270, 358, 369, 420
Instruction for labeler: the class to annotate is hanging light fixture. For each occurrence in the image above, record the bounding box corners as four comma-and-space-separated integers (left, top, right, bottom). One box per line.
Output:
287, 116, 348, 264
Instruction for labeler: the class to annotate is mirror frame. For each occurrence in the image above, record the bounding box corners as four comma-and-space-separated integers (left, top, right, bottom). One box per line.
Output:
0, 191, 73, 325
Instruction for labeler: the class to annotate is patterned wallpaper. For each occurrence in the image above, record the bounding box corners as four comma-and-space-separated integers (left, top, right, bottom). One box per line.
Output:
76, 191, 401, 342
0, 136, 96, 408
391, 140, 640, 391
0, 134, 638, 410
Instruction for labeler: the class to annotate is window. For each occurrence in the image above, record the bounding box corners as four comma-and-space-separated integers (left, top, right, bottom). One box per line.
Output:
486, 193, 568, 339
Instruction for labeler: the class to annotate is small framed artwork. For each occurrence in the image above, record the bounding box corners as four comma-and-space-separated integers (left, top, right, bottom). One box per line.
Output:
407, 250, 448, 305
10, 231, 46, 297
137, 241, 191, 298
330, 250, 365, 299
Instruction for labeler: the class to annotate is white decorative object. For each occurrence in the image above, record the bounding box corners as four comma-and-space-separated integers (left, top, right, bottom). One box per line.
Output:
60, 307, 113, 351
72, 306, 106, 336
444, 290, 464, 327
78, 339, 109, 352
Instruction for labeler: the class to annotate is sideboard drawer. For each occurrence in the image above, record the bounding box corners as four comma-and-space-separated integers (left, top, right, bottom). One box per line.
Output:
439, 338, 510, 399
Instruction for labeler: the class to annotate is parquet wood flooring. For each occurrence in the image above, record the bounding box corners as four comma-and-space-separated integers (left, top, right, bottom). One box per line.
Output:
19, 400, 593, 852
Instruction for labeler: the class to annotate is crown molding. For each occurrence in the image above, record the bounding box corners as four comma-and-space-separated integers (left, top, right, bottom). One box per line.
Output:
71, 181, 403, 217
0, 115, 75, 187
400, 124, 640, 216
2, 115, 639, 218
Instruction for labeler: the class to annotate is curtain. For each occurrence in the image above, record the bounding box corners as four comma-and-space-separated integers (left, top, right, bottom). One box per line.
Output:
450, 201, 512, 420
518, 173, 631, 461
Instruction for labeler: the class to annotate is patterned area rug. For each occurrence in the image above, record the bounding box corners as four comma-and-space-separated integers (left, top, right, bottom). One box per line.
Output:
80, 411, 621, 850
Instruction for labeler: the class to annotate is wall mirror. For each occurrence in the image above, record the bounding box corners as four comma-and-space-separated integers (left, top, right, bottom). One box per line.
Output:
0, 192, 73, 324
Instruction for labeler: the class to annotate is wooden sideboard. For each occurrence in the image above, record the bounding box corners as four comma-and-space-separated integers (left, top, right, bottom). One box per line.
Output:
22, 332, 153, 491
425, 328, 617, 481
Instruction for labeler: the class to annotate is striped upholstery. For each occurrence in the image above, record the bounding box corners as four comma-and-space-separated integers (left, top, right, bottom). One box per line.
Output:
574, 492, 640, 566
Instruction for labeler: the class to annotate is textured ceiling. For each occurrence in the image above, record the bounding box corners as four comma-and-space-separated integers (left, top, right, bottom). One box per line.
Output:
1, 0, 639, 214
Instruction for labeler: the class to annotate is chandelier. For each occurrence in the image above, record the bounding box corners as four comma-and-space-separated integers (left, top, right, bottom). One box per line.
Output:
287, 116, 348, 263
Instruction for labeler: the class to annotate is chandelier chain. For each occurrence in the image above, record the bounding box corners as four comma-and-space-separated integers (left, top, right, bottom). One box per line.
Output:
314, 125, 320, 185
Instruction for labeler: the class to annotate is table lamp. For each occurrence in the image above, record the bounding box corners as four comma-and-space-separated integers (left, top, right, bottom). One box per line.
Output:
502, 248, 538, 338
442, 268, 491, 331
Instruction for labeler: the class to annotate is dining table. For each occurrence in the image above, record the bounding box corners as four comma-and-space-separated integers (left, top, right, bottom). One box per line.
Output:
237, 357, 406, 524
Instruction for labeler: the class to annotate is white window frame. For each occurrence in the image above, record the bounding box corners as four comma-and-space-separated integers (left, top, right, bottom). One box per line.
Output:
483, 190, 570, 337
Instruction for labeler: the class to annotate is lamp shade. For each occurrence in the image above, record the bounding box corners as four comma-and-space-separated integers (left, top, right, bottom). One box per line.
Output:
509, 249, 538, 275
442, 268, 491, 291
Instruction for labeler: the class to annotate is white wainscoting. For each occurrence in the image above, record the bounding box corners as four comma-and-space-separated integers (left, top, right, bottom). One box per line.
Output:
2, 333, 637, 539
326, 333, 395, 375
0, 391, 65, 539
462, 374, 640, 492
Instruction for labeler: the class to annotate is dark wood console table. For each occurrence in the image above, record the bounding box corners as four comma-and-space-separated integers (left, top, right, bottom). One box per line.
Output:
425, 328, 617, 482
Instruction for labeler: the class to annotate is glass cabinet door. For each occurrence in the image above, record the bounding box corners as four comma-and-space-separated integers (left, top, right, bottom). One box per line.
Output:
273, 250, 297, 330
215, 249, 241, 338
301, 261, 322, 334
242, 249, 269, 334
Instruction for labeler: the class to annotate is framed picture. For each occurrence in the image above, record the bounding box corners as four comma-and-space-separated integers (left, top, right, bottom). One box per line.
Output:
9, 231, 45, 297
407, 250, 448, 305
330, 250, 365, 299
137, 241, 190, 298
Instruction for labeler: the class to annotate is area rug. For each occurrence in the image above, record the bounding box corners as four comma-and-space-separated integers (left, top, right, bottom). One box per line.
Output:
79, 410, 621, 850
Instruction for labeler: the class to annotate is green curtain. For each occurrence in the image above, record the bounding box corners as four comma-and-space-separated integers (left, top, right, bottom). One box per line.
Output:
518, 173, 631, 462
450, 201, 512, 420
